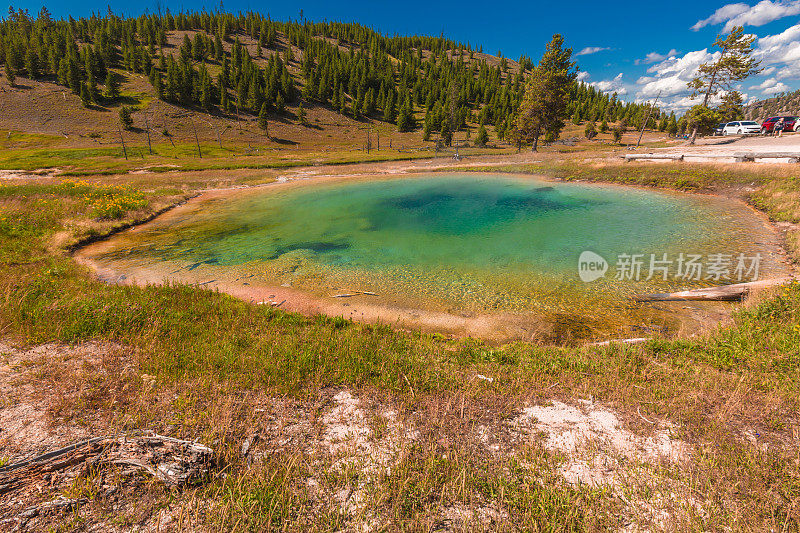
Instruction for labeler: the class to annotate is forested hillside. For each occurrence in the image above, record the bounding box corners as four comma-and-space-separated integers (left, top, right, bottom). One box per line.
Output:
744, 89, 800, 120
0, 7, 665, 146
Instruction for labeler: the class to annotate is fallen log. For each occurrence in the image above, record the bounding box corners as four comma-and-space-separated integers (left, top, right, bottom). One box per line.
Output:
623, 154, 684, 161
733, 151, 800, 163
634, 278, 793, 302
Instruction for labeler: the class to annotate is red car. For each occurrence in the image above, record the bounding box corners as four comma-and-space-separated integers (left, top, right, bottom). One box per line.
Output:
761, 116, 799, 134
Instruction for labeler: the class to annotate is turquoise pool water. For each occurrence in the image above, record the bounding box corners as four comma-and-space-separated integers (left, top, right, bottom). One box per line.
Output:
84, 173, 788, 338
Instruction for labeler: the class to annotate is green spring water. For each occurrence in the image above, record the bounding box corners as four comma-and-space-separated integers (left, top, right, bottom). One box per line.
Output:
87, 173, 789, 338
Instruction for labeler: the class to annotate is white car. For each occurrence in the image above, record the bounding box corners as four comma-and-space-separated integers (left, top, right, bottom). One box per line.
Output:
722, 121, 761, 135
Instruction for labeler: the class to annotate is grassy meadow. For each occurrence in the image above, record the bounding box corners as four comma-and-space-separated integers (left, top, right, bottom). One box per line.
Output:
1, 156, 800, 530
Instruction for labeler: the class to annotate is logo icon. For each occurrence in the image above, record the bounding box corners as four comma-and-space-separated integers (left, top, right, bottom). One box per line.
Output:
578, 251, 608, 282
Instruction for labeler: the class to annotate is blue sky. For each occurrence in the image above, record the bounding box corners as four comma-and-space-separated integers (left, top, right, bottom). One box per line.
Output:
9, 0, 800, 110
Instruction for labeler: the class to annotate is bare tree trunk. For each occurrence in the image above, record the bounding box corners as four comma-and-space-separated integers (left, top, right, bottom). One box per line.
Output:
689, 61, 721, 145
191, 118, 202, 158
144, 113, 153, 155
118, 127, 128, 160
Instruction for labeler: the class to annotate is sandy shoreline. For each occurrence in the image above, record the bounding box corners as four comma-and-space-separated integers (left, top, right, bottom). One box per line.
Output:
74, 253, 548, 341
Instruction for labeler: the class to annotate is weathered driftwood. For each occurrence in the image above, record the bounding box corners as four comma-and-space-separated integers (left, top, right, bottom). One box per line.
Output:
257, 299, 286, 307
17, 496, 86, 519
0, 433, 214, 507
624, 153, 684, 161
634, 278, 792, 302
733, 151, 800, 163
332, 290, 378, 298
588, 337, 649, 347
624, 152, 800, 163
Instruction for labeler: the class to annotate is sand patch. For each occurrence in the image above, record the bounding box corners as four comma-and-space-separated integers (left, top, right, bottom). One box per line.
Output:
510, 399, 699, 529
319, 391, 418, 517
514, 400, 689, 472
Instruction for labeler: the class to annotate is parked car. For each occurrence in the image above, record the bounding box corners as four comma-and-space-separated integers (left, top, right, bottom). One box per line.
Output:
713, 123, 726, 136
761, 116, 799, 134
722, 121, 761, 135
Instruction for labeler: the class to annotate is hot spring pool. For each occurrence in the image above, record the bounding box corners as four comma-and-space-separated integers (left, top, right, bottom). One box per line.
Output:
78, 173, 790, 341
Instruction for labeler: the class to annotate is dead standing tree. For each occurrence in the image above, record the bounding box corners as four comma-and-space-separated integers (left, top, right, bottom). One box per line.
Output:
143, 111, 153, 155
687, 26, 761, 145
117, 127, 128, 160
190, 116, 202, 158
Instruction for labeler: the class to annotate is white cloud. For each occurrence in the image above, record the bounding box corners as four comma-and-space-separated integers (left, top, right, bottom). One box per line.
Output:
635, 49, 719, 108
645, 49, 718, 76
692, 0, 800, 32
750, 77, 792, 93
635, 49, 679, 65
764, 81, 791, 93
577, 46, 611, 56
634, 21, 800, 111
638, 75, 693, 98
776, 63, 800, 78
576, 71, 590, 81
658, 96, 700, 112
653, 91, 739, 112
637, 49, 719, 99
691, 2, 750, 30
754, 23, 800, 72
590, 73, 627, 95
751, 77, 779, 89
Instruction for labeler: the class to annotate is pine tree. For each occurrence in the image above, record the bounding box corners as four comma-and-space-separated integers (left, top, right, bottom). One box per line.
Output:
475, 124, 489, 146
584, 120, 597, 139
214, 33, 223, 61
25, 48, 39, 79
423, 119, 433, 141
666, 116, 678, 136
510, 35, 576, 151
87, 72, 99, 103
496, 119, 506, 140
119, 106, 133, 129
687, 26, 761, 144
716, 90, 744, 122
612, 122, 624, 143
440, 120, 452, 145
220, 83, 229, 111
105, 71, 120, 99
5, 65, 16, 87
397, 103, 415, 132
383, 91, 396, 123
571, 108, 581, 125
600, 118, 609, 133
353, 90, 364, 119
79, 83, 91, 107
258, 103, 269, 136
152, 73, 164, 100
297, 103, 307, 125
